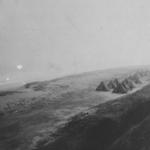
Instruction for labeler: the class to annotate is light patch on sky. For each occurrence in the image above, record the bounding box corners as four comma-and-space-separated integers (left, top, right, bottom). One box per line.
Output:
6, 77, 10, 81
17, 65, 23, 70
0, 0, 150, 82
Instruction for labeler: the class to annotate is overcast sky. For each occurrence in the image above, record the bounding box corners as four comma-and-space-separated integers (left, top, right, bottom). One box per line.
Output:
0, 0, 150, 82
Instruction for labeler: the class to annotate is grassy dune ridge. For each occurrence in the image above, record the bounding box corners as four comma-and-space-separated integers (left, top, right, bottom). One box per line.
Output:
35, 84, 150, 150
0, 67, 150, 150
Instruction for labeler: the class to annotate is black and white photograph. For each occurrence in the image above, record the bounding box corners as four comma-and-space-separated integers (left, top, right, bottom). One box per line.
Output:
1, 0, 150, 150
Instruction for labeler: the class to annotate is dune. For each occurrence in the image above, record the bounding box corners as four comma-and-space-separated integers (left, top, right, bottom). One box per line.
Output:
0, 66, 150, 150
36, 84, 150, 150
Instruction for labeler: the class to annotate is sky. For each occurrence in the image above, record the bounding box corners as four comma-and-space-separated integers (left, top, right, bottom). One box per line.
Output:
0, 0, 150, 83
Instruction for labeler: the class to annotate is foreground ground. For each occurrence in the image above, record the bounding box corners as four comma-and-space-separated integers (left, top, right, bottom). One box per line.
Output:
0, 66, 150, 150
35, 84, 150, 150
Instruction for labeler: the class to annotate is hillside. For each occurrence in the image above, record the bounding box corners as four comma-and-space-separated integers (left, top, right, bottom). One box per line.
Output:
35, 84, 150, 150
0, 66, 150, 150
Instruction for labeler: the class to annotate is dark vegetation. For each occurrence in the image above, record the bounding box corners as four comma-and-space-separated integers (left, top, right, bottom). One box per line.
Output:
35, 84, 150, 150
3, 99, 33, 114
0, 90, 22, 97
24, 81, 49, 91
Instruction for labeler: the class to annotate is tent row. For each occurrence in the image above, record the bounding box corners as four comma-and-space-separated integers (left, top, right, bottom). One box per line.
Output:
96, 73, 143, 94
